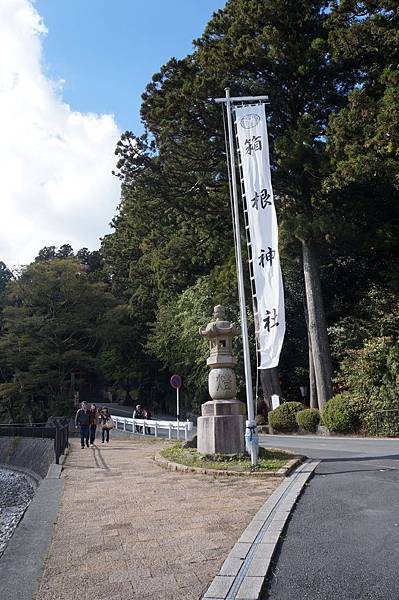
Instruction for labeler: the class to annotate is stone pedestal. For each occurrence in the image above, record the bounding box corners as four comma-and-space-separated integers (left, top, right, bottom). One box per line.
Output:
197, 305, 246, 455
197, 400, 245, 454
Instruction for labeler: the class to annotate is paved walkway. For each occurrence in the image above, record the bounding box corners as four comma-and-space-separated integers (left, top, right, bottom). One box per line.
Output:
36, 436, 279, 600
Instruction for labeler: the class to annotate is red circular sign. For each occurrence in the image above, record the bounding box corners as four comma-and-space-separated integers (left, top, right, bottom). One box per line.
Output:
170, 374, 182, 389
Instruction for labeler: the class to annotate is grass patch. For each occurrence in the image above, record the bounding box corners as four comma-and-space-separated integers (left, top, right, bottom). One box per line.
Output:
161, 443, 293, 472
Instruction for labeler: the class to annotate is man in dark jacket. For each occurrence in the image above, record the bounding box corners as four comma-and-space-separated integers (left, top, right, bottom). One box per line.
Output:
75, 401, 90, 449
133, 404, 145, 433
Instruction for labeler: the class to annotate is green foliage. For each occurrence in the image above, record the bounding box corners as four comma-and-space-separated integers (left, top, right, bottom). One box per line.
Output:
322, 394, 357, 433
256, 414, 267, 426
0, 262, 12, 298
96, 303, 153, 404
296, 408, 320, 432
105, 0, 362, 413
338, 337, 399, 435
327, 1, 399, 189
329, 289, 399, 361
146, 267, 243, 412
268, 402, 305, 432
2, 1, 398, 426
0, 259, 115, 421
329, 288, 399, 434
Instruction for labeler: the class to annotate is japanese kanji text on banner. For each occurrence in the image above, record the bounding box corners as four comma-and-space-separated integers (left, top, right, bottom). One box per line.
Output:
235, 104, 285, 369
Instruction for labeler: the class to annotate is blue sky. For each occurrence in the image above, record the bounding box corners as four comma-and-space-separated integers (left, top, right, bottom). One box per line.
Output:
35, 0, 226, 133
0, 0, 227, 266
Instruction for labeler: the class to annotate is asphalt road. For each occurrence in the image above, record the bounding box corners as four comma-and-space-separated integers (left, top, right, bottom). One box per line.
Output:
259, 434, 399, 600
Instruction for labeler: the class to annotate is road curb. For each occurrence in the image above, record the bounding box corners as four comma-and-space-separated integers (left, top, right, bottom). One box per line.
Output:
153, 453, 304, 478
201, 459, 319, 599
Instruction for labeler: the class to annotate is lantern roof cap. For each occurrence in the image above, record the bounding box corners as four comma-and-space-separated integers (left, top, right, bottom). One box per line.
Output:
199, 305, 240, 339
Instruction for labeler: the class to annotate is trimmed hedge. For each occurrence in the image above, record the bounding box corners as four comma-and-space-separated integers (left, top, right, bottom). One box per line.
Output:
322, 394, 357, 433
268, 402, 305, 432
296, 408, 320, 432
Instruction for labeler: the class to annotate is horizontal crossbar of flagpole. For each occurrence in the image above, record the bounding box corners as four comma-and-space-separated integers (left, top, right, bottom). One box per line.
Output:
213, 95, 269, 103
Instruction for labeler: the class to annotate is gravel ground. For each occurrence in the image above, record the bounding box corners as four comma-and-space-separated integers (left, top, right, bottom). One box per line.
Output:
0, 468, 35, 557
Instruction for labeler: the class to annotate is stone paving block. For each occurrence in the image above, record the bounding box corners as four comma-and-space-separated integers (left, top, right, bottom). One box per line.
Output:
246, 556, 273, 577
220, 556, 243, 576
274, 502, 293, 513
228, 542, 252, 559
238, 521, 264, 543
242, 521, 263, 536
236, 576, 264, 599
251, 511, 270, 521
238, 530, 259, 544
258, 530, 280, 545
267, 519, 286, 533
254, 497, 276, 512
253, 543, 275, 561
204, 576, 234, 599
249, 513, 267, 523
272, 510, 290, 521
287, 490, 302, 498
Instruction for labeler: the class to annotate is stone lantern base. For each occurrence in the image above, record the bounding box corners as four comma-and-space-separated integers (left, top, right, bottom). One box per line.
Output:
197, 399, 246, 455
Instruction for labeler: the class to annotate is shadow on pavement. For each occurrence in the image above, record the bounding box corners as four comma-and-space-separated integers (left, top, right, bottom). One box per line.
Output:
320, 453, 399, 463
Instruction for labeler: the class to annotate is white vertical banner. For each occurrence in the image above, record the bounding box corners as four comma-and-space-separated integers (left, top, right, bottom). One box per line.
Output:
235, 103, 285, 369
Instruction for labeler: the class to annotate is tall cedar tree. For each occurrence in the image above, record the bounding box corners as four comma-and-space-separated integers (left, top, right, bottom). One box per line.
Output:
111, 0, 358, 409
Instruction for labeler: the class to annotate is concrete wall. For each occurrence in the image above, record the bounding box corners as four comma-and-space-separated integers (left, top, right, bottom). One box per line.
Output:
0, 437, 55, 479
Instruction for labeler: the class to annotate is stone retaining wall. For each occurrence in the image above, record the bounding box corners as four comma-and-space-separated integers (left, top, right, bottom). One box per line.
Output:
0, 437, 55, 479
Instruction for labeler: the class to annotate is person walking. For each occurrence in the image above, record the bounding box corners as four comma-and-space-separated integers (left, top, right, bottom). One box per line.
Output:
89, 403, 98, 447
75, 401, 90, 449
99, 406, 113, 444
144, 408, 152, 435
133, 404, 145, 433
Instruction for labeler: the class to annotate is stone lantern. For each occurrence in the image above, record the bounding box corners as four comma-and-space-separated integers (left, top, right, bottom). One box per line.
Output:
197, 305, 246, 454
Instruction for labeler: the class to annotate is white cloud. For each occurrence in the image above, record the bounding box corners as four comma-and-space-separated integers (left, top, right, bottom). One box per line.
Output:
0, 0, 121, 268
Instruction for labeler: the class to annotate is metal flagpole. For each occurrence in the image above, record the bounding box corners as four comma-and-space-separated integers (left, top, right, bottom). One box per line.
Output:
176, 386, 180, 440
222, 87, 259, 465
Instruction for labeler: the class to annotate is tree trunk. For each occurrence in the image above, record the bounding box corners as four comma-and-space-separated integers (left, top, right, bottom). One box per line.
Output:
302, 240, 333, 410
259, 367, 282, 414
308, 338, 318, 408
303, 293, 318, 408
303, 294, 318, 409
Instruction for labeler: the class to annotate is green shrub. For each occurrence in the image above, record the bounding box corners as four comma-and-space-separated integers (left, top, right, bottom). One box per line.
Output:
296, 408, 320, 432
339, 337, 399, 434
322, 394, 357, 433
256, 414, 267, 426
268, 402, 305, 432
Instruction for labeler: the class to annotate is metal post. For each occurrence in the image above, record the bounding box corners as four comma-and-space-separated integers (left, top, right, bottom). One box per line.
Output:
176, 387, 180, 441
62, 425, 66, 455
54, 422, 60, 465
224, 87, 259, 465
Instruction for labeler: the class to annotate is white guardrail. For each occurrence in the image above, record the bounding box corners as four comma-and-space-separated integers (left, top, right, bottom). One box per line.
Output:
111, 415, 194, 441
